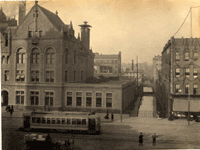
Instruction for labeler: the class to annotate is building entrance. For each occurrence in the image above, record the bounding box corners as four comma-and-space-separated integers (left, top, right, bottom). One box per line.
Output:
1, 90, 8, 106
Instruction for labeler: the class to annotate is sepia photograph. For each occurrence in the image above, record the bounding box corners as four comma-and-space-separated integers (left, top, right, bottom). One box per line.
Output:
1, 0, 200, 149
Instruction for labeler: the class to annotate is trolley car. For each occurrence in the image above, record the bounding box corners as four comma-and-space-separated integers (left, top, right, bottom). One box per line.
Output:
22, 111, 101, 134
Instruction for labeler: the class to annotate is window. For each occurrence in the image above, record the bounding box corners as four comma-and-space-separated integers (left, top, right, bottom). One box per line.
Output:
106, 93, 112, 107
77, 119, 81, 125
1, 56, 6, 64
81, 70, 84, 81
29, 31, 33, 37
31, 70, 39, 82
82, 119, 86, 125
175, 52, 180, 61
62, 118, 65, 124
65, 70, 68, 82
47, 118, 51, 124
32, 117, 37, 123
66, 92, 72, 106
65, 48, 68, 64
74, 50, 76, 64
67, 118, 71, 124
42, 118, 46, 124
193, 84, 198, 95
46, 48, 55, 64
86, 92, 92, 107
16, 91, 24, 104
175, 68, 180, 78
37, 117, 41, 123
46, 71, 54, 82
193, 52, 198, 61
7, 56, 10, 64
52, 118, 55, 124
185, 68, 190, 78
76, 92, 82, 106
184, 51, 189, 61
74, 70, 76, 81
30, 91, 39, 105
5, 70, 9, 81
57, 118, 60, 124
175, 84, 180, 94
16, 70, 25, 82
72, 119, 76, 125
45, 92, 54, 106
185, 84, 190, 94
96, 93, 102, 107
31, 48, 40, 64
17, 48, 26, 64
39, 31, 43, 37
193, 68, 198, 78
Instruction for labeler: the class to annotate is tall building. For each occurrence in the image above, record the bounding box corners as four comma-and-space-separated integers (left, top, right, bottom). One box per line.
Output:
153, 55, 162, 85
94, 52, 121, 78
161, 37, 200, 117
1, 1, 94, 110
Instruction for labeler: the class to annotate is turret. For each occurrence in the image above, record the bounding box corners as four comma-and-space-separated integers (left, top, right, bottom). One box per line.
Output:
18, 1, 26, 26
79, 21, 92, 50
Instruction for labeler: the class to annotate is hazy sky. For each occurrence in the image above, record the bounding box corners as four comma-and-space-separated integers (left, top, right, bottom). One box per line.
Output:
1, 0, 200, 64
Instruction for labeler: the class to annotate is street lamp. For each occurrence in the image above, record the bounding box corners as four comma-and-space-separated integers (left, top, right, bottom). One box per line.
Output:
178, 89, 190, 126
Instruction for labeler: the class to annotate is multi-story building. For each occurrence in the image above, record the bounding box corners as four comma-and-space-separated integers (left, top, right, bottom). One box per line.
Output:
1, 1, 94, 110
94, 52, 121, 78
153, 55, 162, 87
161, 37, 200, 117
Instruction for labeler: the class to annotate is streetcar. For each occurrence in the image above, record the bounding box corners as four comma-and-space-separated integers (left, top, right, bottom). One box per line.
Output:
22, 111, 101, 134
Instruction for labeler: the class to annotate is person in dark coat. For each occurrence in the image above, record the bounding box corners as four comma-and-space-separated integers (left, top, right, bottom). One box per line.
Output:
111, 113, 114, 122
152, 133, 158, 146
138, 132, 143, 146
9, 105, 14, 116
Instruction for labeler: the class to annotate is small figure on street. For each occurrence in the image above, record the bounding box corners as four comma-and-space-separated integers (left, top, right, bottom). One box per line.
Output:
9, 105, 14, 116
6, 105, 10, 112
152, 133, 158, 146
104, 111, 109, 119
138, 132, 143, 146
111, 113, 114, 122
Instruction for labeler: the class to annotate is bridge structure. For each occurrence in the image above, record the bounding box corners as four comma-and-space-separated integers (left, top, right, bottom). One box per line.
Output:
143, 86, 154, 96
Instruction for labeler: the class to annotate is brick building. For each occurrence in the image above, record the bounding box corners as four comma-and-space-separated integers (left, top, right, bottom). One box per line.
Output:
161, 37, 200, 117
153, 55, 162, 89
94, 52, 121, 78
1, 1, 94, 110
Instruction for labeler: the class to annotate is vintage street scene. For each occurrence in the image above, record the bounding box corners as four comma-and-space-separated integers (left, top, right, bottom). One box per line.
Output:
1, 0, 200, 150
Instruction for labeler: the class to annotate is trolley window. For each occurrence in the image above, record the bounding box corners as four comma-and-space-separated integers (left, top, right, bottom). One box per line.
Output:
37, 117, 41, 123
42, 117, 46, 124
77, 119, 81, 125
52, 118, 55, 124
72, 118, 76, 125
47, 118, 51, 124
62, 118, 65, 124
67, 118, 71, 125
82, 119, 86, 125
32, 117, 37, 123
57, 118, 60, 124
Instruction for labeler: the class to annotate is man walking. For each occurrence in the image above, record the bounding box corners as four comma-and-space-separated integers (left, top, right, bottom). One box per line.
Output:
111, 113, 114, 122
138, 132, 143, 146
9, 105, 14, 116
152, 133, 158, 146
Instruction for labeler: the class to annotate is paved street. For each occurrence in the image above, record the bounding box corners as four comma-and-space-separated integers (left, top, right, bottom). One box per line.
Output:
2, 107, 200, 150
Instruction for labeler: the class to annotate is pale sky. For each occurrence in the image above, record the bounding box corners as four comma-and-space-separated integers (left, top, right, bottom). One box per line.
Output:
1, 0, 200, 64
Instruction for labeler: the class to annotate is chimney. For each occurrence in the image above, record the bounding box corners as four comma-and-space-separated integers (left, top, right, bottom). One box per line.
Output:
132, 60, 134, 71
79, 21, 92, 50
18, 1, 26, 26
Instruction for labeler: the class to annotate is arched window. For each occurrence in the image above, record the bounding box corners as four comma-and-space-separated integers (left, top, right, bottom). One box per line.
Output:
175, 83, 180, 94
175, 68, 180, 78
17, 48, 26, 64
184, 51, 189, 61
193, 68, 198, 78
185, 84, 190, 94
175, 51, 180, 61
185, 67, 190, 78
31, 48, 40, 64
2, 56, 6, 64
65, 48, 68, 64
46, 48, 55, 64
193, 52, 198, 61
193, 84, 198, 95
74, 50, 76, 64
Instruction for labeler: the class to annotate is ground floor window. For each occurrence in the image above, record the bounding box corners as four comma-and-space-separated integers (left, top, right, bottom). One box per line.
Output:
16, 91, 24, 104
67, 92, 72, 106
96, 93, 102, 107
30, 91, 39, 105
106, 93, 112, 107
86, 92, 92, 107
76, 92, 82, 106
45, 92, 54, 106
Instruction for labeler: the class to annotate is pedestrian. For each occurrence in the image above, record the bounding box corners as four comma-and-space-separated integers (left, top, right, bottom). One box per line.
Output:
138, 132, 143, 146
9, 105, 14, 116
152, 133, 158, 146
6, 105, 10, 112
111, 113, 114, 122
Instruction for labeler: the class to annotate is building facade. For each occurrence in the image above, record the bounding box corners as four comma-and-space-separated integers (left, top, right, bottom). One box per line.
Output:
1, 2, 94, 110
161, 37, 200, 117
94, 52, 121, 77
153, 55, 162, 88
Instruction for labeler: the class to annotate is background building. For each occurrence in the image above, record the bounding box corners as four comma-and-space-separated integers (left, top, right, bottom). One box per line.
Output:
161, 37, 200, 117
153, 55, 162, 88
1, 2, 94, 110
94, 52, 121, 78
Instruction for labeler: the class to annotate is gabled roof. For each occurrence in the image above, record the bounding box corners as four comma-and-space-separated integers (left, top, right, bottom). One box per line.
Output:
38, 5, 65, 31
